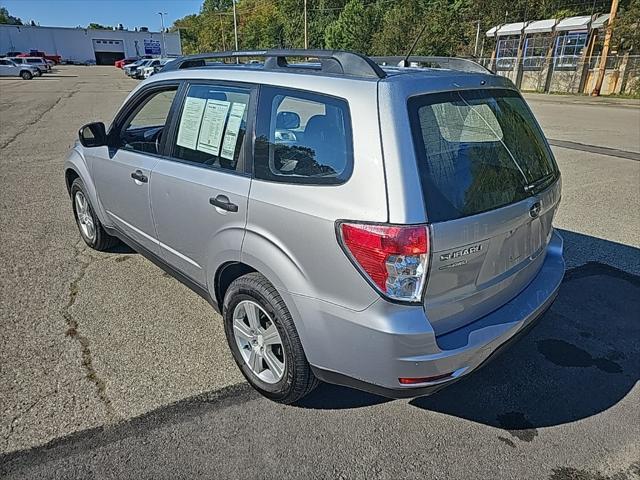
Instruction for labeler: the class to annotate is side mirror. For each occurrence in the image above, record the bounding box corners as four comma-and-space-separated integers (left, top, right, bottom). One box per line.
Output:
78, 122, 107, 148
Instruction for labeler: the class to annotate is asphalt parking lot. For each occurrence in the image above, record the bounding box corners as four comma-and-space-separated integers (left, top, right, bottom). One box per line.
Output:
1, 66, 639, 479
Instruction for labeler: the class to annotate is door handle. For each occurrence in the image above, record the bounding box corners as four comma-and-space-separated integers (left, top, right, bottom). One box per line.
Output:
209, 195, 238, 212
131, 170, 148, 183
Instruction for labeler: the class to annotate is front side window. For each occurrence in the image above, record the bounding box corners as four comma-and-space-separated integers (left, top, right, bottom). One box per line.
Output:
409, 89, 558, 222
120, 87, 177, 155
254, 87, 352, 184
172, 84, 250, 171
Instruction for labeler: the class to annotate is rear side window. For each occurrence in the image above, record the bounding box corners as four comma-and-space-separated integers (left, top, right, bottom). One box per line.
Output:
254, 87, 352, 184
408, 89, 558, 222
172, 84, 250, 171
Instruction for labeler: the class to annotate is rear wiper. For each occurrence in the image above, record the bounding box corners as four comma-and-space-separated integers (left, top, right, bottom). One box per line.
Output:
524, 172, 555, 193
456, 93, 531, 187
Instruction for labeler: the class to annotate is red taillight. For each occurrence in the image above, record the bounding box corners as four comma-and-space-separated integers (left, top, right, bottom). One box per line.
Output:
339, 222, 429, 302
398, 373, 452, 385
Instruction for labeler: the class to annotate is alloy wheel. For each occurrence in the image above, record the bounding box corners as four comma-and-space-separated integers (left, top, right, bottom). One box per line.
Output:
74, 191, 95, 242
232, 300, 285, 384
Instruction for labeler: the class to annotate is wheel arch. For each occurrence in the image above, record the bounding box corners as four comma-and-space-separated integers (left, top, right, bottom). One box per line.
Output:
214, 261, 257, 309
63, 149, 110, 226
64, 168, 80, 195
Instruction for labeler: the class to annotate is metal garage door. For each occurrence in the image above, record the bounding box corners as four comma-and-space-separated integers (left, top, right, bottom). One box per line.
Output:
92, 39, 125, 65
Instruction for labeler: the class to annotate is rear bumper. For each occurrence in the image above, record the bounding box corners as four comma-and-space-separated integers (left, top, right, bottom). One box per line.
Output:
293, 230, 565, 398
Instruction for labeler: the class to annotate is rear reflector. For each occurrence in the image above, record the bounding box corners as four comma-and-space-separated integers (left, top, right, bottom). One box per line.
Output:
338, 222, 429, 302
398, 373, 452, 385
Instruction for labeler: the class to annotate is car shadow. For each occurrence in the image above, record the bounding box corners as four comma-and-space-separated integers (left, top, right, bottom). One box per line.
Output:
297, 231, 640, 430
409, 259, 639, 436
104, 242, 135, 254
294, 382, 392, 409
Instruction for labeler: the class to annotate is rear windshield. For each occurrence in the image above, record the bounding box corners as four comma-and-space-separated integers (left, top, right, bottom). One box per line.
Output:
408, 89, 558, 222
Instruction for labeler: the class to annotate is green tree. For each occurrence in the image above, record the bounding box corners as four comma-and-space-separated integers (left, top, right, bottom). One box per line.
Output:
202, 0, 233, 13
239, 0, 283, 49
308, 0, 348, 48
324, 0, 376, 53
371, 0, 422, 56
615, 0, 640, 52
87, 23, 112, 29
172, 14, 202, 54
0, 6, 23, 25
171, 0, 639, 60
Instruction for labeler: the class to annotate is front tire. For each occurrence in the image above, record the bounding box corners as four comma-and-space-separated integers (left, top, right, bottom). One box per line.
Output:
70, 178, 118, 251
223, 273, 319, 404
20, 71, 32, 80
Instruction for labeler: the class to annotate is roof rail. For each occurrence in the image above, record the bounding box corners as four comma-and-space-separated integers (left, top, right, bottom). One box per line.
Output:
162, 49, 387, 79
371, 56, 492, 74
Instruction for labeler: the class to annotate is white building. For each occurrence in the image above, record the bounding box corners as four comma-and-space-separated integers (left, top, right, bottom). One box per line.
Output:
0, 24, 182, 64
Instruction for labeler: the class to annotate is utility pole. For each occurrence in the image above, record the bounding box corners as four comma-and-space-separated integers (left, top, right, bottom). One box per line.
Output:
592, 0, 619, 96
232, 0, 239, 51
158, 12, 167, 56
219, 14, 226, 51
474, 20, 481, 57
304, 0, 308, 49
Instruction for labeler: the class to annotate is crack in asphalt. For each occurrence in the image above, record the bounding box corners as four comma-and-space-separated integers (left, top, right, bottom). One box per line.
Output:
1, 387, 61, 452
0, 89, 77, 151
62, 240, 116, 420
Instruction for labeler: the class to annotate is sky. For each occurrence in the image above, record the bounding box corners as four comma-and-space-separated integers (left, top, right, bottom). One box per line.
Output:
3, 0, 203, 30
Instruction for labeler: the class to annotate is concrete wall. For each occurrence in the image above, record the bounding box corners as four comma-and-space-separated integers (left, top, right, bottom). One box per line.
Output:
548, 70, 583, 94
494, 60, 639, 95
0, 25, 181, 62
520, 69, 548, 92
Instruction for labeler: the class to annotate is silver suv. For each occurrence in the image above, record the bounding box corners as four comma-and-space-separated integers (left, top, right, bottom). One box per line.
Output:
0, 58, 39, 79
64, 50, 564, 403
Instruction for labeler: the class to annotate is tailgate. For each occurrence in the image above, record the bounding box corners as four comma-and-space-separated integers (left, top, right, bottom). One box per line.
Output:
424, 179, 561, 335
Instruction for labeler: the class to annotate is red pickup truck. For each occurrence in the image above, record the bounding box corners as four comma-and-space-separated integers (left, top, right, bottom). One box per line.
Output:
16, 50, 62, 65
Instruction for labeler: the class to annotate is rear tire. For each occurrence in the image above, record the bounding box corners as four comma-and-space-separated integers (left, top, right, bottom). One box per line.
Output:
223, 273, 319, 404
20, 71, 32, 80
70, 178, 119, 251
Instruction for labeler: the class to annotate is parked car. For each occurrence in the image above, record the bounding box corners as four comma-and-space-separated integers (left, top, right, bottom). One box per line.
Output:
0, 58, 39, 79
115, 57, 139, 69
123, 59, 149, 77
64, 50, 564, 404
10, 56, 50, 74
136, 58, 172, 79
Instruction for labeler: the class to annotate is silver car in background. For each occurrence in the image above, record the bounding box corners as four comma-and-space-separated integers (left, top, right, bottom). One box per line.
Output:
136, 58, 172, 79
0, 58, 40, 79
64, 50, 564, 404
9, 56, 50, 74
